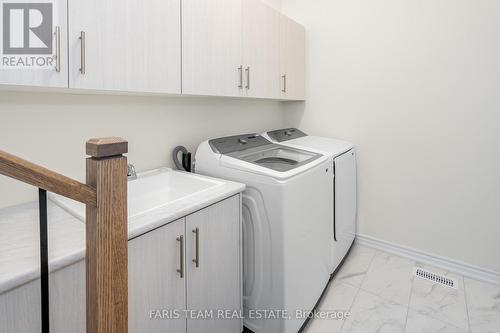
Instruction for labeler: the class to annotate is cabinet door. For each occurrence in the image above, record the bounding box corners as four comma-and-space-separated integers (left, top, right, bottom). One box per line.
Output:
68, 0, 181, 93
129, 219, 186, 333
0, 0, 68, 88
242, 0, 280, 99
280, 15, 305, 100
186, 195, 241, 333
182, 0, 243, 97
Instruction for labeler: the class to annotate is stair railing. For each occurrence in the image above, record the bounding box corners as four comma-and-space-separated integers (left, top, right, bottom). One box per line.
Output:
0, 137, 129, 333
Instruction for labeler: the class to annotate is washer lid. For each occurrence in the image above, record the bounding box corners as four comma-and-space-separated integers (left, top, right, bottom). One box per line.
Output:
208, 133, 323, 172
228, 144, 322, 172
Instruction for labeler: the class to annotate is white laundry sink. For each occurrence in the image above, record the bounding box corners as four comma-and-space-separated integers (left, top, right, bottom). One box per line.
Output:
50, 167, 224, 222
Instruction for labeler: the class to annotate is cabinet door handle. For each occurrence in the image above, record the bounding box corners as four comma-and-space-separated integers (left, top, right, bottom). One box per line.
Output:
245, 66, 250, 89
192, 228, 200, 268
281, 74, 287, 93
237, 66, 243, 88
176, 235, 184, 278
79, 31, 86, 74
54, 26, 61, 72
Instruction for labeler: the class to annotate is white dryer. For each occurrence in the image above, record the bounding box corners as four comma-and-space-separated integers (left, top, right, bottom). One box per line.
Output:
195, 134, 332, 333
263, 128, 357, 274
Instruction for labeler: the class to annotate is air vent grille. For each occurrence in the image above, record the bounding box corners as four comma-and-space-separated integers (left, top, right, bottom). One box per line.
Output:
414, 267, 458, 289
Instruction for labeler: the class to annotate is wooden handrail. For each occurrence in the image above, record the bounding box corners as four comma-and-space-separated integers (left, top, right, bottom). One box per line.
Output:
1, 137, 129, 333
0, 150, 97, 206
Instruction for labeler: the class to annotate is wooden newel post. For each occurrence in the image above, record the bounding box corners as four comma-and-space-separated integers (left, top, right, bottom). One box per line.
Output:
85, 138, 128, 333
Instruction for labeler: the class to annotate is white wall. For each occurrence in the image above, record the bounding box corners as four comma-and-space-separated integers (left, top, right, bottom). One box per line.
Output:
0, 91, 284, 208
262, 0, 281, 10
281, 0, 500, 272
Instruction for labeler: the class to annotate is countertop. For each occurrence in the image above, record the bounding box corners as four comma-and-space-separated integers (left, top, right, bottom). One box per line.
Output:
0, 201, 85, 294
0, 176, 244, 294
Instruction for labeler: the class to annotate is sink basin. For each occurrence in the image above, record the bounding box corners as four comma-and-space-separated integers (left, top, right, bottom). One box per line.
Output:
50, 168, 224, 221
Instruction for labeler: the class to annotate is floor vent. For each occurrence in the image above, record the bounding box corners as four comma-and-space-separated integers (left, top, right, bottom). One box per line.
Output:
414, 267, 458, 289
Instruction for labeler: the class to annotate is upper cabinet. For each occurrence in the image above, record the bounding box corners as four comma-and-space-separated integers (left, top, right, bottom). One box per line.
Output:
68, 0, 181, 94
280, 15, 306, 101
242, 0, 281, 99
182, 0, 304, 100
182, 0, 243, 97
0, 0, 305, 100
0, 0, 68, 88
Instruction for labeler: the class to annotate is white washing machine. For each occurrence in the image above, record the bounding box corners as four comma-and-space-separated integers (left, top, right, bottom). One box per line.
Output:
195, 133, 332, 333
263, 128, 357, 274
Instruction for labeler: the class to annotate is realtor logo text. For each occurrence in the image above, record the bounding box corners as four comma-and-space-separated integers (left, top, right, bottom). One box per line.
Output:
1, 0, 54, 69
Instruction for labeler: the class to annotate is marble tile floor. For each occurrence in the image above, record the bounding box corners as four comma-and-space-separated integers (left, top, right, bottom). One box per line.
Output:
303, 244, 500, 333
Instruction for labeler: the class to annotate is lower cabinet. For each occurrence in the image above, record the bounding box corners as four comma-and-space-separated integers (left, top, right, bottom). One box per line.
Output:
0, 260, 86, 333
186, 195, 241, 333
0, 194, 241, 333
128, 218, 187, 332
129, 194, 242, 333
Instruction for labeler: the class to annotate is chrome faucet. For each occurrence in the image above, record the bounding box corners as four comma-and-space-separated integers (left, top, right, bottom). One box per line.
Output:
127, 164, 137, 180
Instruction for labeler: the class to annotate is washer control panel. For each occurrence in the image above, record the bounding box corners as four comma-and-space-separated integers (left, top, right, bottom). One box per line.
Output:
209, 134, 271, 154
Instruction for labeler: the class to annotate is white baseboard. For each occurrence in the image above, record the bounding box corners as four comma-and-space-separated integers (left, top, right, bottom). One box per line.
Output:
355, 234, 500, 286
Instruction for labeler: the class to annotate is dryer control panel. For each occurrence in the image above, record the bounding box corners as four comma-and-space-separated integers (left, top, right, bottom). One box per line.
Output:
267, 128, 307, 142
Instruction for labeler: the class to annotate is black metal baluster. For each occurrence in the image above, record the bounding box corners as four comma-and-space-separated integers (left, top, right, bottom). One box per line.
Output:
38, 188, 49, 333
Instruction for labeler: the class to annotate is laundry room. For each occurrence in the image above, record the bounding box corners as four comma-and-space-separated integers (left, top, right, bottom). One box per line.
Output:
0, 0, 499, 332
